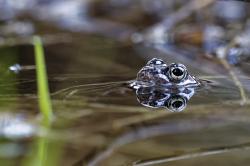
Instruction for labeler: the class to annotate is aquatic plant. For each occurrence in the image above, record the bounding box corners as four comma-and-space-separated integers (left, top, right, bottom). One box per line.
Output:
33, 36, 53, 123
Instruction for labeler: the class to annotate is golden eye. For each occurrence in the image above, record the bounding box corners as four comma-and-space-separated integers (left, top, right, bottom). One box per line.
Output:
168, 64, 187, 82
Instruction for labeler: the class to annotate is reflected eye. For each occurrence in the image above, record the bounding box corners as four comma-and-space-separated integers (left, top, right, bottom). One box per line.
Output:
166, 96, 186, 112
168, 64, 187, 82
172, 100, 183, 108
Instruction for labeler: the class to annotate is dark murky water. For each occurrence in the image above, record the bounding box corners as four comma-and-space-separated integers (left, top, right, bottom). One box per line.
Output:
0, 34, 249, 166
1, 1, 250, 166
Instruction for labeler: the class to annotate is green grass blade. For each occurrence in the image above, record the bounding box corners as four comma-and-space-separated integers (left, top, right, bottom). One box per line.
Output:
33, 36, 53, 123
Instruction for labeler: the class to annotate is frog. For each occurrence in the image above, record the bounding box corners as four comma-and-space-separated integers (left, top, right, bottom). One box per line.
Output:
128, 58, 200, 111
129, 58, 200, 90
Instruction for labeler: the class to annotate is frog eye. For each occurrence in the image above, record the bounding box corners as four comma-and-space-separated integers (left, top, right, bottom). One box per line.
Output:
168, 64, 187, 82
166, 96, 186, 112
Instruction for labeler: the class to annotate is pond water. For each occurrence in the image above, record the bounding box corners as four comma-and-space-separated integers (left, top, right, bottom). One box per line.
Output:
1, 1, 250, 166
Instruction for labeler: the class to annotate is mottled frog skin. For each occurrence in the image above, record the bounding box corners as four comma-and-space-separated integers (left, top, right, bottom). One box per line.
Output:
130, 58, 200, 89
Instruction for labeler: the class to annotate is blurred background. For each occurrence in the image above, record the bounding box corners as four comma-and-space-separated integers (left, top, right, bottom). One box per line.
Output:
1, 0, 250, 166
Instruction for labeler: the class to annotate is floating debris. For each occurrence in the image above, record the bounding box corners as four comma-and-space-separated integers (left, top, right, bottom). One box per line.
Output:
9, 64, 22, 74
9, 64, 36, 73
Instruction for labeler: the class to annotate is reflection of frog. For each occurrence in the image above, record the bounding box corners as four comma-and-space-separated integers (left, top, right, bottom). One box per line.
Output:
136, 86, 195, 112
130, 58, 200, 89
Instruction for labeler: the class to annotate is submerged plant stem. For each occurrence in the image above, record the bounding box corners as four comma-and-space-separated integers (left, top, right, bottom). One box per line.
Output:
219, 58, 247, 105
112, 111, 168, 129
134, 143, 250, 166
